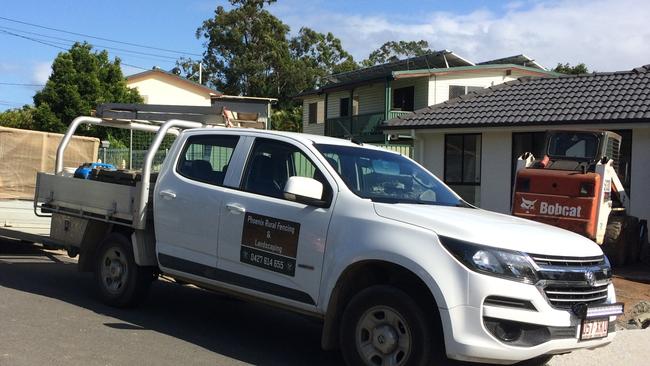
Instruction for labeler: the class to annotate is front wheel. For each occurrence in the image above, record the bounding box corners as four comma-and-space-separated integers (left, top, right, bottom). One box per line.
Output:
340, 285, 438, 366
94, 233, 155, 308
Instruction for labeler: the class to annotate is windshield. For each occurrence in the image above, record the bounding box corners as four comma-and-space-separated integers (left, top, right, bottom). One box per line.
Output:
315, 144, 464, 206
547, 132, 600, 159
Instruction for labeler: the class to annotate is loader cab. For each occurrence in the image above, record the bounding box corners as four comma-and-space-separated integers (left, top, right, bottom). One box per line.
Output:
544, 130, 622, 173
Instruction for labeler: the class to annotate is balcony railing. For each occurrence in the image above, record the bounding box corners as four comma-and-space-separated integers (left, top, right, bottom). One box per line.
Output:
387, 110, 413, 120
325, 112, 386, 142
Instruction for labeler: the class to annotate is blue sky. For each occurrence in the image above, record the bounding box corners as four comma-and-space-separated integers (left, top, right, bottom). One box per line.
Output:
1, 0, 649, 111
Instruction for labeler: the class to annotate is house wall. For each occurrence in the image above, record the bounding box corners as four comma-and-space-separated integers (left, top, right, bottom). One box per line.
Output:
301, 96, 325, 135
326, 91, 352, 118
429, 71, 521, 105
354, 83, 385, 115
127, 75, 212, 106
417, 133, 444, 178
630, 127, 650, 221
479, 131, 513, 213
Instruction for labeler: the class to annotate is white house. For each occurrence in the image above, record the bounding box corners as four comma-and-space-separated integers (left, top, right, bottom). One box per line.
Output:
383, 64, 650, 225
295, 52, 555, 143
126, 68, 221, 106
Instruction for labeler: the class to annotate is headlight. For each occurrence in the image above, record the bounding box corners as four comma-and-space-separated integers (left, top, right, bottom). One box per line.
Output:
439, 236, 538, 284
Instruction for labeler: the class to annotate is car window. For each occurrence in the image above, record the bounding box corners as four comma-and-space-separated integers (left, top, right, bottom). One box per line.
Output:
316, 144, 463, 206
176, 135, 239, 186
547, 132, 599, 159
242, 138, 331, 202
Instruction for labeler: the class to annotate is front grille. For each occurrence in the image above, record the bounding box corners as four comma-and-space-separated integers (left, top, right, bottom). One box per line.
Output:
529, 254, 605, 267
543, 284, 609, 309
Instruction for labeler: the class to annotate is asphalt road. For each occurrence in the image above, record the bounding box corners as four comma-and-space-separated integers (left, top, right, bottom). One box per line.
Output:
0, 238, 343, 366
1, 238, 648, 366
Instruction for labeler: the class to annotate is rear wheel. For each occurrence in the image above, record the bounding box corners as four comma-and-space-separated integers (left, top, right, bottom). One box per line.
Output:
94, 233, 155, 308
340, 285, 438, 366
602, 215, 638, 267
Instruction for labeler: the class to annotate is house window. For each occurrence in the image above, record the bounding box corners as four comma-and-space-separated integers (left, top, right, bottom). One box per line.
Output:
340, 97, 350, 117
511, 131, 546, 187
444, 134, 481, 205
449, 85, 484, 99
392, 86, 415, 111
308, 102, 318, 124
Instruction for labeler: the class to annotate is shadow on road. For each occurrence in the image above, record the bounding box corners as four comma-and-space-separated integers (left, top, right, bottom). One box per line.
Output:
0, 238, 343, 366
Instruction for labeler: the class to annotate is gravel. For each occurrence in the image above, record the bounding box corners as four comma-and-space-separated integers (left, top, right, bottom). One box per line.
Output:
548, 328, 650, 366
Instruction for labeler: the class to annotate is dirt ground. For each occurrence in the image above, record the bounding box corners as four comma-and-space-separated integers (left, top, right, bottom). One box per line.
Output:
611, 263, 650, 326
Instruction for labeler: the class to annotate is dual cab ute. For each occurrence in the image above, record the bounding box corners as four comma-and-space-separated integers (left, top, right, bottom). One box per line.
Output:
34, 110, 623, 366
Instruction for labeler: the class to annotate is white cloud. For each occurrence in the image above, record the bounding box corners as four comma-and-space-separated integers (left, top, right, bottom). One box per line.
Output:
273, 0, 650, 71
31, 62, 52, 85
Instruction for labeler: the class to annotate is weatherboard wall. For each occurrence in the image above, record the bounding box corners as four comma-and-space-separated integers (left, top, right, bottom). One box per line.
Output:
301, 96, 325, 135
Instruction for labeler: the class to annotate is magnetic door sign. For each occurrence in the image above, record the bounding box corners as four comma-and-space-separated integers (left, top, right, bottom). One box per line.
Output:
240, 212, 301, 276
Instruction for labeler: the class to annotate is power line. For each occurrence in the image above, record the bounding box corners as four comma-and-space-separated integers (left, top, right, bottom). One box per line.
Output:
0, 15, 202, 57
0, 25, 179, 61
0, 30, 150, 71
0, 29, 67, 50
0, 82, 45, 87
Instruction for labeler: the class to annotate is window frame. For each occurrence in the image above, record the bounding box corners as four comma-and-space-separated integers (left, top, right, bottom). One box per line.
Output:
339, 97, 350, 117
392, 86, 415, 111
175, 134, 240, 187
448, 85, 484, 99
443, 133, 482, 186
239, 137, 333, 206
308, 102, 318, 124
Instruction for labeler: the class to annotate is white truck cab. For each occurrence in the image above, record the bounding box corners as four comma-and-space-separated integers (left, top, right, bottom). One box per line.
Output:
35, 109, 624, 366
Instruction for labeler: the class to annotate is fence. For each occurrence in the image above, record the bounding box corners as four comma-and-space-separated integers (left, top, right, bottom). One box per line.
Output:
374, 144, 413, 158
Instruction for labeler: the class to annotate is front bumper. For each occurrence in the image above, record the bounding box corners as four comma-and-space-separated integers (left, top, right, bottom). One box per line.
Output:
440, 271, 619, 364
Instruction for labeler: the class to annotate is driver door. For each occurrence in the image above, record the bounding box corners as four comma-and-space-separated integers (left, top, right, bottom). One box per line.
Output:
217, 137, 335, 307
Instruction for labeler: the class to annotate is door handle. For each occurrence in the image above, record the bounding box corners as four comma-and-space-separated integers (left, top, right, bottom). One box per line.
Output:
159, 190, 177, 199
226, 203, 246, 214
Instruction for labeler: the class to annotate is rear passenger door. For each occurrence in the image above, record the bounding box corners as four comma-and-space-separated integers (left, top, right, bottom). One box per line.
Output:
217, 137, 336, 308
154, 134, 240, 268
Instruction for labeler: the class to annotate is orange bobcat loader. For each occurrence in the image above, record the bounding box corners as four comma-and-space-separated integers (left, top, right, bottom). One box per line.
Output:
512, 130, 648, 266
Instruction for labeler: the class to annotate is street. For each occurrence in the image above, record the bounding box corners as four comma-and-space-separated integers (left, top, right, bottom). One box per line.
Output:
1, 238, 648, 366
0, 238, 342, 366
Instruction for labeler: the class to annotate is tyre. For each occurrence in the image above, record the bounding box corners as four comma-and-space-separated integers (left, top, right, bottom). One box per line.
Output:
624, 216, 640, 265
94, 233, 155, 308
602, 216, 627, 267
515, 355, 554, 366
340, 285, 438, 366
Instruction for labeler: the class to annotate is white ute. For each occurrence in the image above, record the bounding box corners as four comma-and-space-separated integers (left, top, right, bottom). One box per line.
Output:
34, 109, 623, 366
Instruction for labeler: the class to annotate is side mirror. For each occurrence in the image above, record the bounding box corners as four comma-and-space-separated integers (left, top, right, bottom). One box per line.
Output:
283, 176, 328, 207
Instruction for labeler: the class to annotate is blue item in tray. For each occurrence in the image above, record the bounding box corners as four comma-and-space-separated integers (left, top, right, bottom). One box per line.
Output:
73, 162, 115, 179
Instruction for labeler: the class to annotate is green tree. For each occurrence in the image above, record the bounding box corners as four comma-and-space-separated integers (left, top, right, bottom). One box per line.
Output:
194, 0, 356, 112
553, 62, 589, 75
33, 42, 142, 138
171, 57, 204, 84
290, 27, 357, 85
362, 40, 431, 67
270, 106, 302, 132
196, 0, 291, 101
0, 106, 36, 130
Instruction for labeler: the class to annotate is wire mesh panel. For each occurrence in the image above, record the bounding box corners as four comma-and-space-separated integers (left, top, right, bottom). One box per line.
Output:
99, 130, 177, 172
